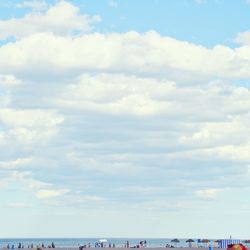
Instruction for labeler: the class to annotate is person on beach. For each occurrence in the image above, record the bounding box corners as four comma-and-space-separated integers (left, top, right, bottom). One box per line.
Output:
126, 241, 130, 248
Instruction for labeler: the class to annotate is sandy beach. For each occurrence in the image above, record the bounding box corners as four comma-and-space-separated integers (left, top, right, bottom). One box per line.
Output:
16, 248, 220, 250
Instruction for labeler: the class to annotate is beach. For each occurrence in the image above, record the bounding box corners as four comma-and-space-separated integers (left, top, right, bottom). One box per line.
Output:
7, 248, 220, 250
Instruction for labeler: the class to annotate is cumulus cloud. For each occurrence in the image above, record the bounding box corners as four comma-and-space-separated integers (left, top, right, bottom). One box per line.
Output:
36, 189, 70, 199
1, 0, 250, 216
57, 74, 175, 116
0, 109, 64, 146
1, 31, 250, 82
0, 1, 101, 40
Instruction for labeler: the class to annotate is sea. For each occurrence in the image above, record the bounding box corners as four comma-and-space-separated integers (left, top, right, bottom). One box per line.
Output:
0, 238, 212, 248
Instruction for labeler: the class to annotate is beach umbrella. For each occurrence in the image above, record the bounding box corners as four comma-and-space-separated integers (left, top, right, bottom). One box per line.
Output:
186, 239, 195, 248
99, 239, 108, 243
227, 244, 248, 250
202, 239, 210, 243
171, 239, 180, 247
171, 239, 180, 243
186, 239, 195, 243
201, 239, 210, 247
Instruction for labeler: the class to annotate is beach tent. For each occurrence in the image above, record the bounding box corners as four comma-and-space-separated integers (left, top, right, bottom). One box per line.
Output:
219, 240, 241, 248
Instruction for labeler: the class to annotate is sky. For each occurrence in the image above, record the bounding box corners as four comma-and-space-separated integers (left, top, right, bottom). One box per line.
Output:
1, 0, 250, 239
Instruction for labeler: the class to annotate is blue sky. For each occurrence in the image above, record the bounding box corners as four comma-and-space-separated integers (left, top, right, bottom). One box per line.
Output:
1, 0, 250, 47
1, 0, 250, 239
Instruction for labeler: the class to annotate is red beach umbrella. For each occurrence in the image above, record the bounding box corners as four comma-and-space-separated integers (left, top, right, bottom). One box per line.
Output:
227, 244, 248, 250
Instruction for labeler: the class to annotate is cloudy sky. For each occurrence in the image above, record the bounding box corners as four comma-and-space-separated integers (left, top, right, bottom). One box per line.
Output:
1, 0, 250, 239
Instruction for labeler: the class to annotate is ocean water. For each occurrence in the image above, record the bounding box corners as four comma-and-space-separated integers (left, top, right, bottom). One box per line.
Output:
0, 238, 215, 248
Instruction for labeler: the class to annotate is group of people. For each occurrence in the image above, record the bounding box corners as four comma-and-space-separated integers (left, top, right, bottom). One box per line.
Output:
79, 242, 116, 249
4, 242, 56, 249
79, 240, 148, 249
165, 244, 175, 248
124, 240, 147, 248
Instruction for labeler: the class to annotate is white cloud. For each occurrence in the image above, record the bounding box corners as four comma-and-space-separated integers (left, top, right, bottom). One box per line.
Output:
235, 30, 250, 45
180, 118, 250, 147
0, 109, 63, 128
57, 73, 175, 116
0, 1, 101, 40
0, 74, 22, 85
1, 1, 250, 225
0, 109, 64, 145
195, 188, 219, 199
79, 195, 105, 202
108, 0, 118, 8
1, 31, 250, 81
0, 157, 33, 169
36, 189, 70, 199
15, 0, 48, 10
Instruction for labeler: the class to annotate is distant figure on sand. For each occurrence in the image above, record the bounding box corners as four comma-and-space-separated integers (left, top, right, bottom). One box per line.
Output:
126, 241, 130, 248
